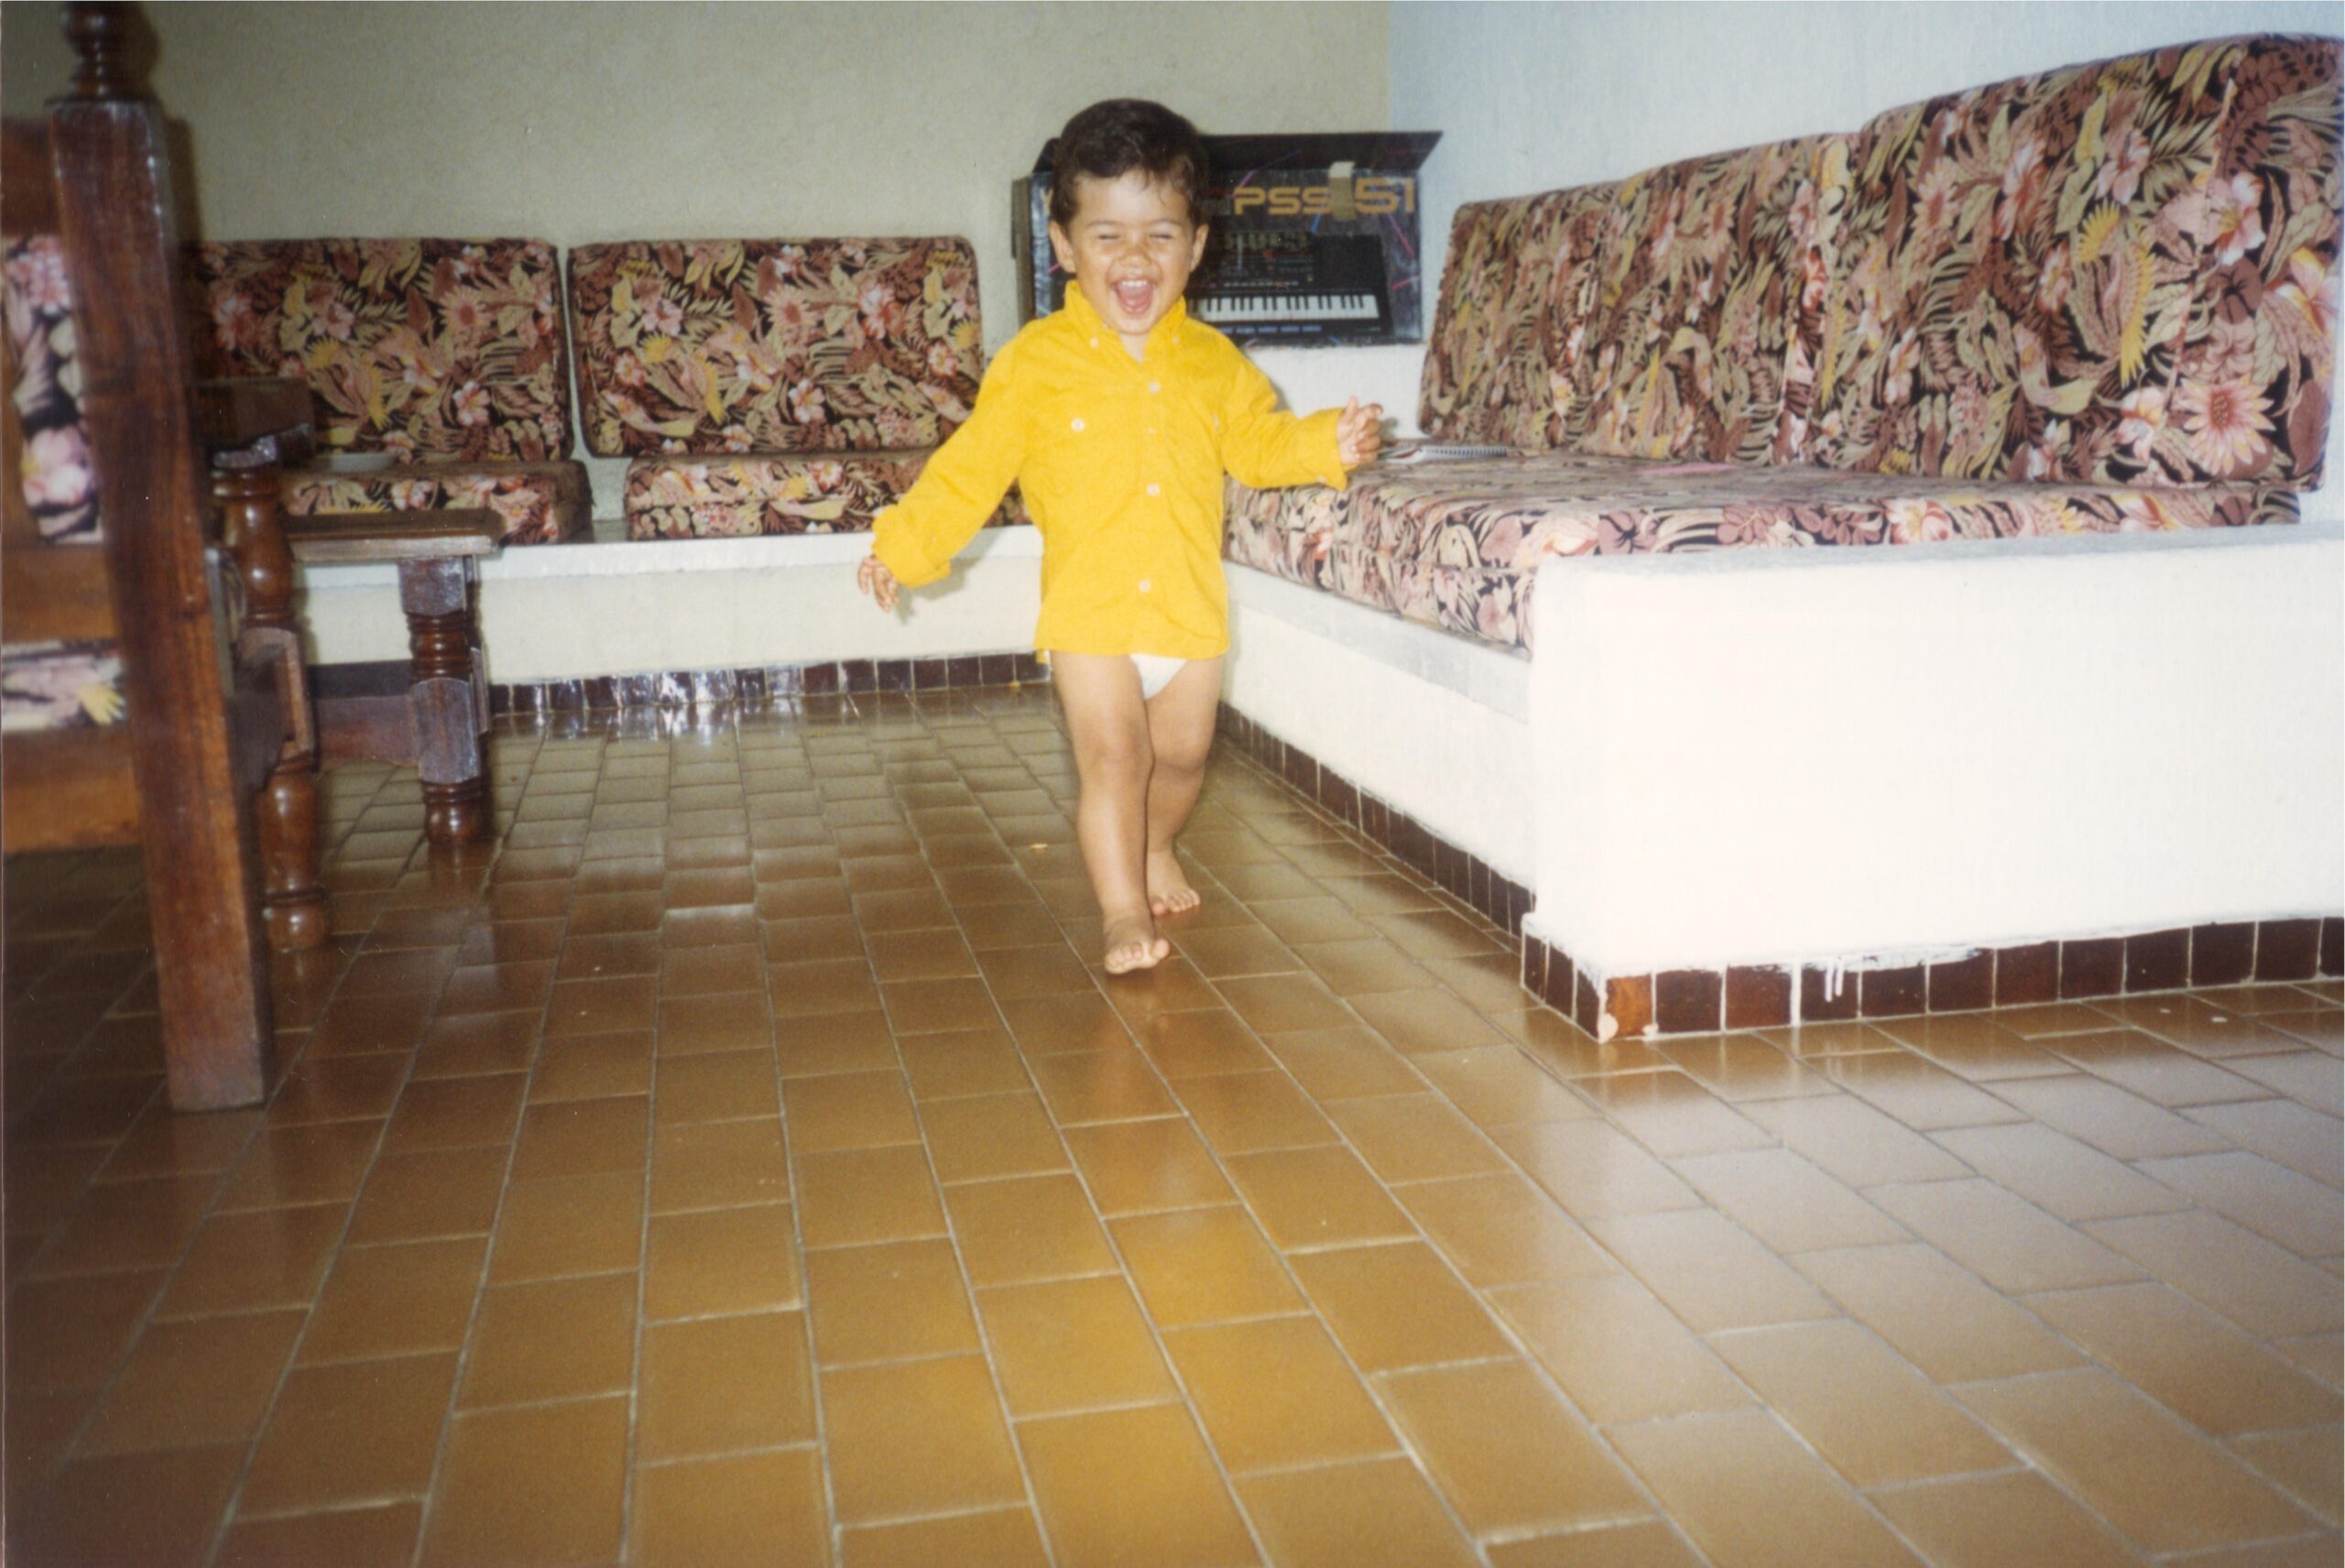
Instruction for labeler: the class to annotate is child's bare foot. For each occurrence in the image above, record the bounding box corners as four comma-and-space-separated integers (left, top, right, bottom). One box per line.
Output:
1146, 849, 1201, 917
1103, 910, 1170, 975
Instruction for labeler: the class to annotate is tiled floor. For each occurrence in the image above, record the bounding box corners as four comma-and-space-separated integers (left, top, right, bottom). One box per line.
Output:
5, 683, 2340, 1568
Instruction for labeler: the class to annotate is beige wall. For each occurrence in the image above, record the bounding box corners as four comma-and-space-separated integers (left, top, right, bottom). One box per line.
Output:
2, 0, 1389, 359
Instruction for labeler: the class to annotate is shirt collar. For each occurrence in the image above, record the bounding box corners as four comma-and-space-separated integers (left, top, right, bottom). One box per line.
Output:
1059, 288, 1188, 358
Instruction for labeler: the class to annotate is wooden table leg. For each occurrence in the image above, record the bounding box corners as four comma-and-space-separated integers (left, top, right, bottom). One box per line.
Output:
399, 557, 490, 845
215, 464, 329, 950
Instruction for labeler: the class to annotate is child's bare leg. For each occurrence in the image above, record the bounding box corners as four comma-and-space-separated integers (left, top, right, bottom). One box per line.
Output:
1049, 652, 1170, 974
1142, 657, 1221, 916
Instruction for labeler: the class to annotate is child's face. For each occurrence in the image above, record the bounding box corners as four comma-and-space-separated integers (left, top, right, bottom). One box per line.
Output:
1049, 170, 1209, 352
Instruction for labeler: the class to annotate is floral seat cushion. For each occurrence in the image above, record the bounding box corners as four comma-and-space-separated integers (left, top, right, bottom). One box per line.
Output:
624, 449, 1021, 540
568, 238, 986, 458
2, 639, 125, 732
6, 236, 97, 544
190, 238, 575, 462
1227, 452, 2296, 650
285, 461, 589, 547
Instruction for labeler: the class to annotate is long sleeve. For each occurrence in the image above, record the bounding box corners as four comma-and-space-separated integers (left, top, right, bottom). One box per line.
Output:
871, 338, 1030, 588
1219, 355, 1349, 494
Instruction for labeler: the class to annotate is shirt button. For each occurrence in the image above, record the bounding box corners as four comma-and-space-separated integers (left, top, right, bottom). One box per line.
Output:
1071, 418, 1085, 432
1139, 579, 1152, 593
1146, 483, 1161, 496
1148, 381, 1161, 394
1089, 336, 1099, 347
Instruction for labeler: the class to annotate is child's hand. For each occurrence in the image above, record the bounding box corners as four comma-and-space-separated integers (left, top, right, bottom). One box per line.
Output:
1336, 397, 1385, 467
856, 553, 900, 612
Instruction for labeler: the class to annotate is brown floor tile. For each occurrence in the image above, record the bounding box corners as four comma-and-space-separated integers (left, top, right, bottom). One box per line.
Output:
1411, 1045, 1593, 1127
1991, 1073, 2232, 1160
944, 1172, 1119, 1287
1323, 1092, 1508, 1183
77, 1307, 307, 1454
774, 1007, 900, 1077
2229, 1425, 2342, 1527
638, 1312, 815, 1460
651, 1116, 791, 1213
1490, 1275, 1752, 1424
2025, 1281, 2342, 1436
1489, 1118, 1704, 1217
1932, 1120, 2192, 1222
1132, 1007, 1277, 1079
490, 1170, 644, 1282
797, 1144, 950, 1247
156, 1203, 344, 1319
459, 1271, 638, 1408
781, 1068, 921, 1152
922, 1088, 1071, 1182
1348, 985, 1512, 1055
532, 1029, 656, 1103
16, 1443, 248, 1568
1222, 1144, 1416, 1250
658, 990, 776, 1055
1955, 1368, 2314, 1553
413, 1009, 541, 1081
645, 1202, 802, 1318
629, 1446, 828, 1568
2137, 1149, 2344, 1258
1028, 1048, 1181, 1124
1585, 1209, 1838, 1332
345, 1144, 509, 1244
217, 1501, 425, 1568
1396, 1172, 1617, 1288
840, 1508, 1052, 1568
2045, 1027, 2270, 1106
1483, 1521, 1707, 1568
1608, 1409, 1924, 1568
1791, 1241, 2085, 1381
999, 990, 1136, 1055
1379, 1358, 1651, 1536
1018, 1402, 1259, 1568
977, 1274, 1178, 1416
1865, 1470, 2142, 1568
2080, 1209, 2344, 1339
301, 1236, 486, 1364
1260, 1024, 1431, 1102
1668, 1147, 1907, 1254
896, 1025, 1032, 1100
420, 1396, 629, 1567
1737, 1093, 1971, 1187
806, 1236, 981, 1366
240, 1352, 460, 1513
2183, 1097, 2345, 1188
1177, 1070, 1339, 1154
1866, 1177, 2143, 1294
380, 1071, 528, 1152
1165, 1314, 1398, 1474
217, 1122, 382, 1213
1238, 1457, 1480, 1567
1289, 1241, 1511, 1371
6, 1269, 166, 1392
1110, 1205, 1306, 1326
822, 1355, 1025, 1523
1708, 1320, 2012, 1486
653, 1049, 781, 1125
1064, 1116, 1236, 1214
509, 1094, 650, 1181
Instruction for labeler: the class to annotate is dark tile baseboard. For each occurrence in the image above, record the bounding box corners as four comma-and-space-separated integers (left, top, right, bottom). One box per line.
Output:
1220, 702, 2344, 1040
455, 653, 1045, 716
1215, 702, 1533, 939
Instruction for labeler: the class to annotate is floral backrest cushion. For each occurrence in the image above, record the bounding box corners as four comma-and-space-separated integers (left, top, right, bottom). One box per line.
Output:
5, 235, 98, 543
1576, 135, 1844, 465
566, 238, 987, 457
190, 238, 573, 463
1419, 184, 1621, 450
2163, 35, 2340, 489
1804, 41, 2263, 483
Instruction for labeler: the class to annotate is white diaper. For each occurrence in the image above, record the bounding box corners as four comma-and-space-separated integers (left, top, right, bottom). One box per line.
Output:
1129, 653, 1186, 700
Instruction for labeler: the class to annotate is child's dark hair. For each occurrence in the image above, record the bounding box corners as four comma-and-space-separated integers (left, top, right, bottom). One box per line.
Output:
1049, 99, 1209, 228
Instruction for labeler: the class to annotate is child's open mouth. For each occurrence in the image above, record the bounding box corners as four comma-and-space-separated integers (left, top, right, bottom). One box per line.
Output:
1112, 278, 1157, 319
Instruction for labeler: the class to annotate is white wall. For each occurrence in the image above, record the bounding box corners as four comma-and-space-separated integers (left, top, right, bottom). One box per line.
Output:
1386, 0, 2345, 517
1528, 524, 2345, 980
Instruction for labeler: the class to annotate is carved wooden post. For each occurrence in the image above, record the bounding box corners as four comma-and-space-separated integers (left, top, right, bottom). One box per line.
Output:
50, 0, 271, 1107
214, 461, 327, 949
400, 558, 490, 844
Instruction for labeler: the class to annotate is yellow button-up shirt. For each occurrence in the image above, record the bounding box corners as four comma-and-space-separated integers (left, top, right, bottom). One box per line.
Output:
871, 290, 1348, 659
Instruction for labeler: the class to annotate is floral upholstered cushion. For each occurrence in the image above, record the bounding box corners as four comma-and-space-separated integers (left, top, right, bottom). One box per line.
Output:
2165, 36, 2341, 488
1420, 184, 1620, 449
1227, 452, 2296, 650
190, 239, 573, 462
624, 450, 1023, 539
284, 461, 588, 547
5, 236, 98, 544
1578, 136, 1847, 465
568, 239, 987, 458
2, 639, 124, 731
1804, 38, 2338, 486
